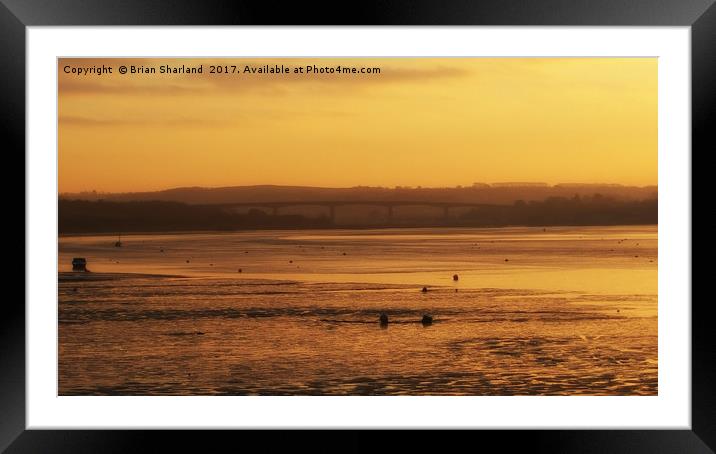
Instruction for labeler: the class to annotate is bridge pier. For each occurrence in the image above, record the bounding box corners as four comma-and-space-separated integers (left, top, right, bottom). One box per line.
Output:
328, 205, 336, 223
218, 201, 494, 223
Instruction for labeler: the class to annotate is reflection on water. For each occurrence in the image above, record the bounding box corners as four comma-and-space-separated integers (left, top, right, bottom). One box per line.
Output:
58, 226, 657, 395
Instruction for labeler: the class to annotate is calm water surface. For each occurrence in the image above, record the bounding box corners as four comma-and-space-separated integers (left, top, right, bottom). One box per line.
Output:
58, 226, 657, 395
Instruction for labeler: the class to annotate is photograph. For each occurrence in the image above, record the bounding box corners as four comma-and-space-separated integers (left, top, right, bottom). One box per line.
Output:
57, 56, 658, 396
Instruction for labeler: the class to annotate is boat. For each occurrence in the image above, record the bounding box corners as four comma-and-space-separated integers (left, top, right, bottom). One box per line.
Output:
72, 257, 88, 272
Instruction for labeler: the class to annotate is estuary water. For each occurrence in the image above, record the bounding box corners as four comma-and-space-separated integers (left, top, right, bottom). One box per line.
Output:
58, 226, 657, 395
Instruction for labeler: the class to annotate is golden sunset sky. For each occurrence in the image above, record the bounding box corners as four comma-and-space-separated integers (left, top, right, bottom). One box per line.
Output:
58, 58, 656, 193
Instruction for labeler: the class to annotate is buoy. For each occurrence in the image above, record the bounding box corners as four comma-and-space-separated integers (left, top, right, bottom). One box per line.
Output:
186, 260, 190, 263
379, 313, 389, 326
453, 274, 459, 281
504, 258, 509, 262
289, 260, 293, 263
421, 287, 428, 293
238, 268, 242, 273
421, 314, 433, 326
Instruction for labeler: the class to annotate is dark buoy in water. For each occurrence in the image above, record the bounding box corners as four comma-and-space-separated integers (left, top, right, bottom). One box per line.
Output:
342, 252, 347, 256
186, 259, 190, 263
421, 286, 428, 293
379, 313, 389, 326
421, 314, 433, 326
289, 260, 293, 263
160, 248, 164, 253
453, 274, 459, 281
238, 268, 242, 273
504, 258, 509, 262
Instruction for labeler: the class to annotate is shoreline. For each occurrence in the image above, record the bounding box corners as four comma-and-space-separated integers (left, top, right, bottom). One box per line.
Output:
58, 223, 659, 238
58, 271, 188, 282
57, 272, 436, 291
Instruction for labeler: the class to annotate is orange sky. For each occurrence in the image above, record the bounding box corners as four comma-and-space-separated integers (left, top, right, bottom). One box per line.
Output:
58, 57, 657, 193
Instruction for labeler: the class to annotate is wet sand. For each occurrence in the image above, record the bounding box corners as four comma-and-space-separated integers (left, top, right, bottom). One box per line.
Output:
58, 226, 657, 395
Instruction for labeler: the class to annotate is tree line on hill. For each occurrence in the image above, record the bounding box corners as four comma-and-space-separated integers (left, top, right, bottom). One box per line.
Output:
460, 194, 656, 226
58, 200, 330, 233
59, 183, 657, 206
59, 194, 657, 234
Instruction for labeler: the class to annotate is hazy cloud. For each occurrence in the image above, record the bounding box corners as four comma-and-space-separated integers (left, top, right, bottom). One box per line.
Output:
59, 115, 239, 128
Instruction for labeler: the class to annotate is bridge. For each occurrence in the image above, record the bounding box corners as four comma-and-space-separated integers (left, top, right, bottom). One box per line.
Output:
215, 200, 499, 223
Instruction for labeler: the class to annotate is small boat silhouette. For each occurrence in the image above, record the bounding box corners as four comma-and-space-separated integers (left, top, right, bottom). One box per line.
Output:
72, 257, 88, 272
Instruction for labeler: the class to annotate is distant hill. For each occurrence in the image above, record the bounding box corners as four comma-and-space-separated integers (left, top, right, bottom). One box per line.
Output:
60, 184, 658, 205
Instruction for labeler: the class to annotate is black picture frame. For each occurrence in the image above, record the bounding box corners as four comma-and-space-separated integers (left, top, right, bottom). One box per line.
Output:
7, 0, 711, 452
